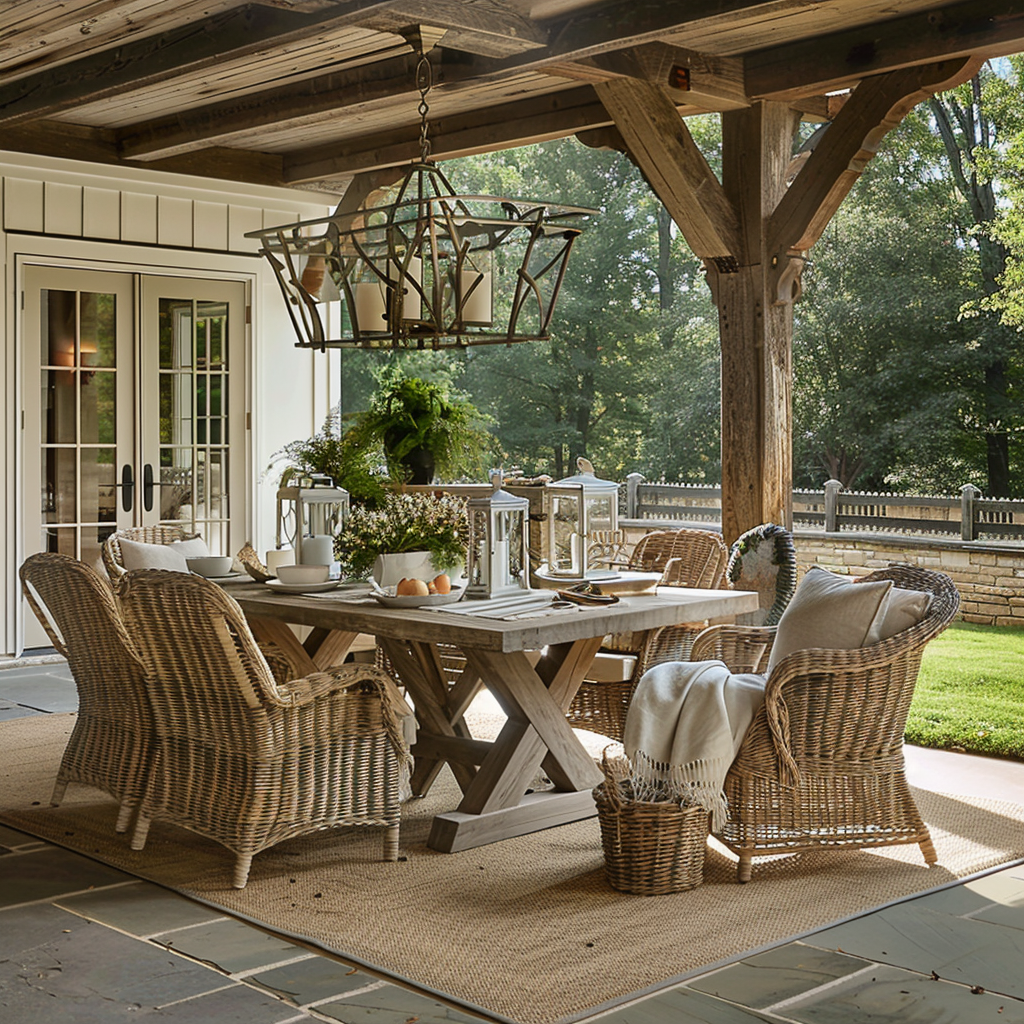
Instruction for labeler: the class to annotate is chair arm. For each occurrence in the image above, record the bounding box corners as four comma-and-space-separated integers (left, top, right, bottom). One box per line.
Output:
690, 624, 776, 674
275, 664, 415, 760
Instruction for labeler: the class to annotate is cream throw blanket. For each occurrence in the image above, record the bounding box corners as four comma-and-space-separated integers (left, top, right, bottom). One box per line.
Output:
623, 661, 766, 830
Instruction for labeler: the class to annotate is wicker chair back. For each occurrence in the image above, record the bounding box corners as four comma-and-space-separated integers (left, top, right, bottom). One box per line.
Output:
19, 552, 152, 831
567, 528, 731, 743
629, 528, 729, 588
725, 522, 797, 626
101, 525, 200, 578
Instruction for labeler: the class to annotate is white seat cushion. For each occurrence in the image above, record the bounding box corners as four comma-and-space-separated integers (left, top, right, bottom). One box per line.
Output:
586, 652, 638, 683
120, 536, 210, 572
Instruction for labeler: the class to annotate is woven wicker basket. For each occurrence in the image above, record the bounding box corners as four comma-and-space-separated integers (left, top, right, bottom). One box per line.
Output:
594, 773, 709, 896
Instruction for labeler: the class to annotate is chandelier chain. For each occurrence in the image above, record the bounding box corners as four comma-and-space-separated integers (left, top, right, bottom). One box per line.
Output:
416, 53, 432, 163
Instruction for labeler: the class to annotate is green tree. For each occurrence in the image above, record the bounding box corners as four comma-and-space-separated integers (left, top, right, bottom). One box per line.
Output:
793, 90, 1010, 495
929, 64, 1024, 496
448, 139, 662, 478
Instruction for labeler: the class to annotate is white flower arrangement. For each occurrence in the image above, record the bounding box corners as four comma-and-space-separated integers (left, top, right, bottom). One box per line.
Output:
335, 492, 469, 579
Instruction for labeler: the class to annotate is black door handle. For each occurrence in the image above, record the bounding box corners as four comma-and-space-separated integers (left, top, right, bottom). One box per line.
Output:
117, 464, 134, 512
143, 464, 154, 513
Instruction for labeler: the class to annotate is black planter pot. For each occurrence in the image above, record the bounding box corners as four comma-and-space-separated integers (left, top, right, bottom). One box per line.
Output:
400, 446, 435, 485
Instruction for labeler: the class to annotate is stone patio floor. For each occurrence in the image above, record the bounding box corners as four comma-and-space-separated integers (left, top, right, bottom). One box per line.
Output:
2, 657, 1024, 1024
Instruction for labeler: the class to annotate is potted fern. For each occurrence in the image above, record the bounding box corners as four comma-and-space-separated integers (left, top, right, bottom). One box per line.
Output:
347, 372, 494, 485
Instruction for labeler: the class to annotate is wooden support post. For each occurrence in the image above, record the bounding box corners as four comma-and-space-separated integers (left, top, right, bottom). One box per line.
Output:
712, 101, 798, 545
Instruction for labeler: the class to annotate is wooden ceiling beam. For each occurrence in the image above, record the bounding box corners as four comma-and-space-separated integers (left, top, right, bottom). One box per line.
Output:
533, 0, 772, 64
595, 78, 740, 260
283, 85, 610, 183
0, 2, 398, 127
0, 0, 546, 128
353, 1, 547, 56
118, 50, 485, 161
570, 43, 748, 113
0, 122, 288, 188
768, 56, 984, 257
747, 0, 1024, 101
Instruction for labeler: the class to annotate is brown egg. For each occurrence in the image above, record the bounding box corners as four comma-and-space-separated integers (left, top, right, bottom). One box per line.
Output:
396, 577, 429, 596
432, 573, 452, 595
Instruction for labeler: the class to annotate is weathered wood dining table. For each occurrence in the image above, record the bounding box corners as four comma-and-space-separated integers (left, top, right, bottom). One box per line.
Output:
232, 582, 759, 853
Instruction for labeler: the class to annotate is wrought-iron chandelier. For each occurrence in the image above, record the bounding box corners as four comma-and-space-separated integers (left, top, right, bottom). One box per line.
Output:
247, 44, 595, 351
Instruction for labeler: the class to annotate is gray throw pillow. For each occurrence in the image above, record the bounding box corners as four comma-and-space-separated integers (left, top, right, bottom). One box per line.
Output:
766, 567, 892, 677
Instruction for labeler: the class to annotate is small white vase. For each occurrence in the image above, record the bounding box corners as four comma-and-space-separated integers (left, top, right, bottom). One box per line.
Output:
371, 550, 435, 588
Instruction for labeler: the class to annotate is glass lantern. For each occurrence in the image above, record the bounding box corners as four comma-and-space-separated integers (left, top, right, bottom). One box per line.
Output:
466, 471, 531, 599
275, 475, 350, 564
544, 457, 619, 579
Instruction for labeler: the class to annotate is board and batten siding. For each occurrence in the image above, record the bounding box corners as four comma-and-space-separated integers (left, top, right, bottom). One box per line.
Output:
0, 173, 310, 255
0, 152, 341, 657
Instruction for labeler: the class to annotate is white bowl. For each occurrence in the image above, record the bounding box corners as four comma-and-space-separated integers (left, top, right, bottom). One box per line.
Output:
275, 563, 330, 585
186, 556, 235, 578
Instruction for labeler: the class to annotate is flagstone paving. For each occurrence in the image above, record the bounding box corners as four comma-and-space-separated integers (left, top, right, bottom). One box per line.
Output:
2, 657, 1024, 1024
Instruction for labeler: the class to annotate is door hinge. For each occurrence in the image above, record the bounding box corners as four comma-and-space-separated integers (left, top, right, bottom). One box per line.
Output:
246, 411, 252, 430
245, 305, 252, 324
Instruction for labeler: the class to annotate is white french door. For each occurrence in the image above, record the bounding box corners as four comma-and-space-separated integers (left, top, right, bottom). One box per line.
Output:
21, 266, 248, 646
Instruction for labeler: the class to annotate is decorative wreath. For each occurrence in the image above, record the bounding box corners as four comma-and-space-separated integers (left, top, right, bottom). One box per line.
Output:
726, 523, 797, 626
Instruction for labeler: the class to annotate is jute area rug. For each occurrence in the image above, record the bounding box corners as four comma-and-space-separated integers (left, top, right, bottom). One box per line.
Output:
3, 713, 1024, 1024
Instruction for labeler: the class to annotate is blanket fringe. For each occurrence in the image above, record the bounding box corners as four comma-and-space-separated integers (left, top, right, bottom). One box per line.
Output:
626, 748, 730, 832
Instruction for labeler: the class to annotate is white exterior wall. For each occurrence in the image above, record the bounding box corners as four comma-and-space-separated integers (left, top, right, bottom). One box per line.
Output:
1, 151, 340, 657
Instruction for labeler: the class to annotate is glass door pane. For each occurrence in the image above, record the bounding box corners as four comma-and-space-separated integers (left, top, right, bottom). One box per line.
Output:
141, 278, 247, 557
24, 267, 134, 573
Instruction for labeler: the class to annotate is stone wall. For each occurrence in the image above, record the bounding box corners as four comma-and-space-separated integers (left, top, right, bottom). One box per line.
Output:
619, 521, 1024, 627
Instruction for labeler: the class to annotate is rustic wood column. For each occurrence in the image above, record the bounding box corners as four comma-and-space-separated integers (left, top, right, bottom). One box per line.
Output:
710, 102, 799, 544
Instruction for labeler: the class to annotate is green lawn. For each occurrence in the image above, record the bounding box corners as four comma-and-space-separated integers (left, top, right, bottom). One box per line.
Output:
907, 621, 1024, 760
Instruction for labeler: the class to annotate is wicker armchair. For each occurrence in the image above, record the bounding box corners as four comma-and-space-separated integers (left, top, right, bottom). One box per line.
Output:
102, 525, 200, 578
566, 528, 730, 742
116, 569, 413, 888
19, 553, 152, 833
726, 523, 797, 626
690, 564, 960, 882
586, 529, 628, 569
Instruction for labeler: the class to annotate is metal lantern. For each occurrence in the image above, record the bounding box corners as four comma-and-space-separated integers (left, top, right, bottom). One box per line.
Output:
544, 458, 619, 579
245, 47, 594, 352
466, 471, 531, 599
275, 475, 350, 564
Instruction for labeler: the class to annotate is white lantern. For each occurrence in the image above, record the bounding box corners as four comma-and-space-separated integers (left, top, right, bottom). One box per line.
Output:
275, 475, 350, 565
544, 457, 619, 579
466, 471, 531, 599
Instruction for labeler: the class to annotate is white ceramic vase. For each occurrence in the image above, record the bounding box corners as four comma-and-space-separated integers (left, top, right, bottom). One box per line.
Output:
371, 550, 435, 588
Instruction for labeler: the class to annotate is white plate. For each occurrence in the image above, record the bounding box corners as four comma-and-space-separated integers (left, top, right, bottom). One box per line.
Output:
265, 579, 341, 595
198, 572, 248, 583
371, 586, 466, 609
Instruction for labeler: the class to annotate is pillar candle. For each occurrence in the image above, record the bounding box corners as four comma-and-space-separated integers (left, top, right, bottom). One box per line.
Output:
300, 535, 334, 566
265, 548, 294, 575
